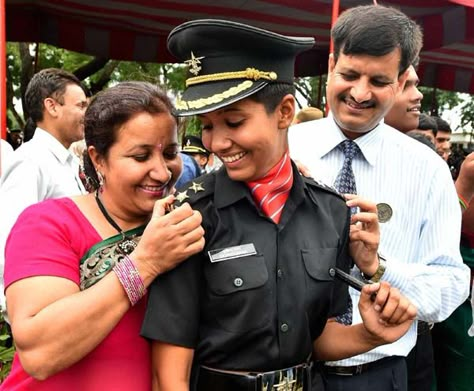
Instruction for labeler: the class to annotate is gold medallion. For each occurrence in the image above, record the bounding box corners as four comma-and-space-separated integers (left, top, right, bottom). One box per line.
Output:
376, 203, 393, 223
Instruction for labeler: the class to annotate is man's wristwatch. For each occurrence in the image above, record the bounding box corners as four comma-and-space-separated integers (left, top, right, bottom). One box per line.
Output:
362, 254, 386, 282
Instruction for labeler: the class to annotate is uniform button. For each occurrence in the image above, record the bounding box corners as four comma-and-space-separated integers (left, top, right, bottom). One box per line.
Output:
233, 277, 243, 287
280, 323, 289, 333
277, 269, 283, 279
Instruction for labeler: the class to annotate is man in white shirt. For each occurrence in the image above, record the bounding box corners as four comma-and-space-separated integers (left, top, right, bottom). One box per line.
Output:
0, 68, 88, 309
289, 5, 470, 391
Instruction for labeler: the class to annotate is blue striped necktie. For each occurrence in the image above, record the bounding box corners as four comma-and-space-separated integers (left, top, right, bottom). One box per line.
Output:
334, 139, 360, 325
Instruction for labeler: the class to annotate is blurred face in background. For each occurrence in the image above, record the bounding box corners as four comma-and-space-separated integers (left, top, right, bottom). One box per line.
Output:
384, 66, 423, 132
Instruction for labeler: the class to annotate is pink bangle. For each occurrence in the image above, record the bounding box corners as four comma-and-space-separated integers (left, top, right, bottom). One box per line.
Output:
113, 255, 147, 306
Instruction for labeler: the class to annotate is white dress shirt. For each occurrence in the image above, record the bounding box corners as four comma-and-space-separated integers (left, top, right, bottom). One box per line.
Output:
289, 116, 471, 365
0, 140, 14, 178
0, 128, 86, 307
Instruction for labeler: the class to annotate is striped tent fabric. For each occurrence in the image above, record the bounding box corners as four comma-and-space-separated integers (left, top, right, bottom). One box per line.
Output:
5, 0, 474, 93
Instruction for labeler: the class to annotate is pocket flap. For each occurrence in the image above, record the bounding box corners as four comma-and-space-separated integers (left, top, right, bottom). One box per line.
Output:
205, 255, 268, 295
301, 248, 337, 281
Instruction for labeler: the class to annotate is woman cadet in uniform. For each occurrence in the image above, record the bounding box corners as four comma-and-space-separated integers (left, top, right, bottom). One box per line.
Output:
141, 20, 417, 391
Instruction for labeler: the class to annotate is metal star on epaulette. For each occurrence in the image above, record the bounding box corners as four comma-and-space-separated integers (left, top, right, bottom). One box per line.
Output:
184, 52, 205, 76
189, 181, 204, 193
176, 190, 189, 203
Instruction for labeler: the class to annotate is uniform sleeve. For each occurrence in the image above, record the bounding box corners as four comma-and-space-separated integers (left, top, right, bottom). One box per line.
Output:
381, 164, 470, 322
328, 205, 351, 318
141, 252, 203, 348
4, 201, 81, 290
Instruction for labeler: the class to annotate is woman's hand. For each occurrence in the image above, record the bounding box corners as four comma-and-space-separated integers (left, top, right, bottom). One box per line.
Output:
131, 195, 205, 284
359, 281, 417, 345
345, 195, 380, 277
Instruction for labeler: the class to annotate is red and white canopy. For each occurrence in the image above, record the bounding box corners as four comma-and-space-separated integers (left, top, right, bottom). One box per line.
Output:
5, 0, 474, 93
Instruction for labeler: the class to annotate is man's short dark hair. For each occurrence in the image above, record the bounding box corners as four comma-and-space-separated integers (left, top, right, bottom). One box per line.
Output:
24, 68, 83, 124
433, 116, 452, 133
331, 5, 423, 75
418, 113, 438, 135
406, 131, 436, 151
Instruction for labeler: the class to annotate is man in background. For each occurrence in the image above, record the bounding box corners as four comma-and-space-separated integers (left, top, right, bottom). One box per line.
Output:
182, 135, 210, 173
433, 116, 452, 161
289, 5, 470, 390
384, 65, 422, 133
0, 68, 88, 310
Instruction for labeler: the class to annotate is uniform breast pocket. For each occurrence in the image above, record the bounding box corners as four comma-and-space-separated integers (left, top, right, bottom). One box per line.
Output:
203, 254, 270, 333
301, 248, 337, 321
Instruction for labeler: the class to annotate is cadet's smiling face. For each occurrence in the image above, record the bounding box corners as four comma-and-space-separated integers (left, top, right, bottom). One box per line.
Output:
327, 49, 408, 139
199, 96, 294, 182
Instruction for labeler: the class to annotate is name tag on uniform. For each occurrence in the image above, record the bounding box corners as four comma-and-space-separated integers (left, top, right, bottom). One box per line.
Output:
208, 243, 257, 263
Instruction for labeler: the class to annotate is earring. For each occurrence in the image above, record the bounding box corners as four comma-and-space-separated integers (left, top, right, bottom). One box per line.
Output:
97, 171, 105, 189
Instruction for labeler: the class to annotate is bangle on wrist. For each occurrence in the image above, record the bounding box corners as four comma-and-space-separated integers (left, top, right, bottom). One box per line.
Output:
459, 194, 469, 211
361, 254, 386, 283
113, 255, 147, 306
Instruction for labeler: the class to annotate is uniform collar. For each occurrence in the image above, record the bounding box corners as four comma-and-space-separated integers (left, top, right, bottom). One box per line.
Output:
316, 113, 385, 167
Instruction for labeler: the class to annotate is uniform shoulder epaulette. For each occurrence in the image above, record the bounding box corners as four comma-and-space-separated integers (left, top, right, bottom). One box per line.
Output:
173, 173, 216, 207
302, 175, 344, 200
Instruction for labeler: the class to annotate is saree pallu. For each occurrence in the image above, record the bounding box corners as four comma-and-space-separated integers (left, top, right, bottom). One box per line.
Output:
432, 231, 474, 391
80, 226, 145, 290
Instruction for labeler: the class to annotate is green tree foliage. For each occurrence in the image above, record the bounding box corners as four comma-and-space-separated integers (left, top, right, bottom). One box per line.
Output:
6, 42, 474, 138
6, 43, 190, 138
0, 312, 14, 382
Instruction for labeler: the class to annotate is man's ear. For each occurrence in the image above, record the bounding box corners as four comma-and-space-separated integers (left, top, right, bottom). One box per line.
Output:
43, 97, 59, 118
328, 53, 336, 75
397, 68, 410, 94
278, 94, 296, 129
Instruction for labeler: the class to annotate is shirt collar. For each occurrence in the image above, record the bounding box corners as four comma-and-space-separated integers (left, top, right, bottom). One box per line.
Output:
317, 113, 384, 166
33, 127, 75, 165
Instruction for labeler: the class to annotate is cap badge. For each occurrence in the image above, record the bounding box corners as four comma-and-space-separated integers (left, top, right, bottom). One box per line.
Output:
185, 52, 205, 76
186, 139, 192, 146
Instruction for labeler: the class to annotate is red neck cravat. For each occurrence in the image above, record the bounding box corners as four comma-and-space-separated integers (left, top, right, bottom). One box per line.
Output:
247, 151, 293, 224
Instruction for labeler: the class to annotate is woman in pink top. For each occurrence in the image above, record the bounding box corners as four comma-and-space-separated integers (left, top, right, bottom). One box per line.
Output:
2, 81, 205, 390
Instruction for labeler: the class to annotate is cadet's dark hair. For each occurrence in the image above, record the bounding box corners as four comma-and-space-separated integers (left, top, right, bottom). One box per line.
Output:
24, 68, 83, 123
248, 83, 295, 114
433, 116, 452, 133
83, 81, 176, 190
331, 5, 423, 75
418, 113, 438, 135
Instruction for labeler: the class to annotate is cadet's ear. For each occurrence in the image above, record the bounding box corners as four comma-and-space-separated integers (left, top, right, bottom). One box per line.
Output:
277, 94, 295, 130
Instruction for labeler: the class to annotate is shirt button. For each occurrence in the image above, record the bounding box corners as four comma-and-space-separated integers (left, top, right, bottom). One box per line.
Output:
277, 269, 283, 279
280, 323, 289, 333
233, 277, 243, 287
